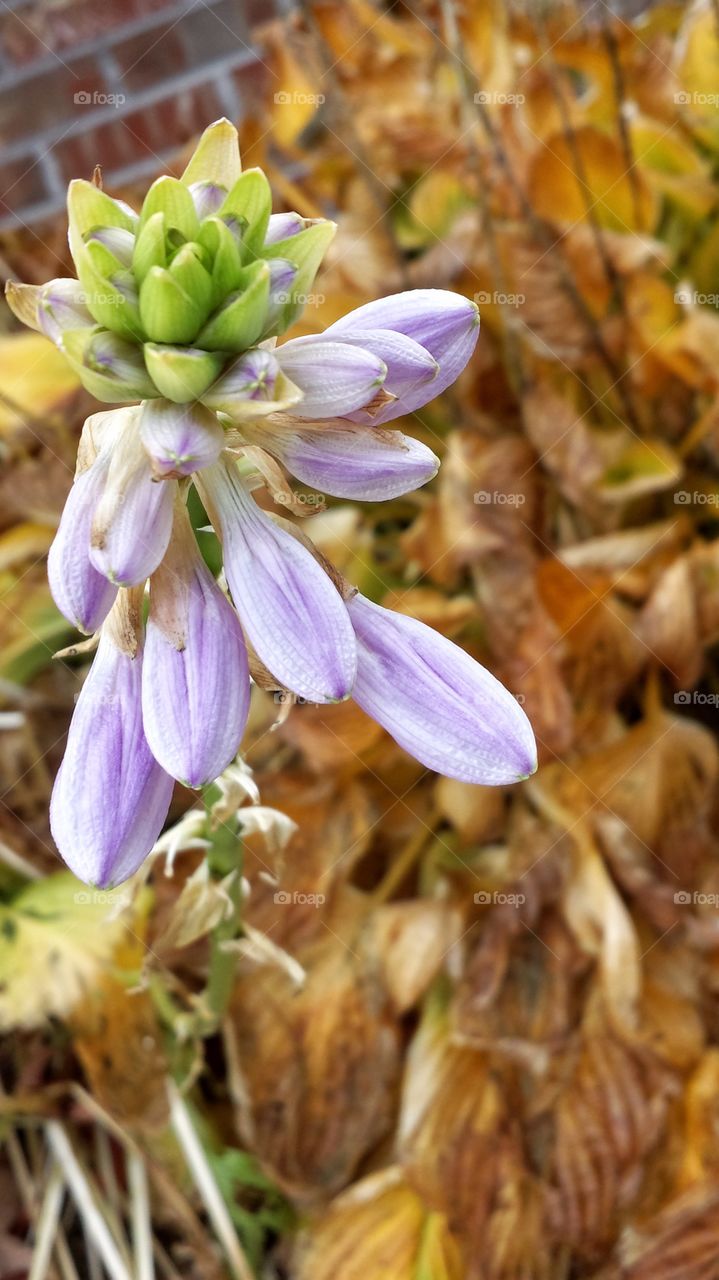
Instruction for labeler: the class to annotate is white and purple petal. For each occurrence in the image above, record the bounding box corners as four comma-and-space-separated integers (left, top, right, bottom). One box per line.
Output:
198, 460, 357, 703
48, 456, 118, 633
50, 629, 174, 886
142, 505, 250, 787
264, 212, 304, 244
139, 399, 225, 477
274, 339, 387, 418
263, 423, 439, 500
328, 288, 479, 423
90, 418, 175, 586
347, 592, 537, 785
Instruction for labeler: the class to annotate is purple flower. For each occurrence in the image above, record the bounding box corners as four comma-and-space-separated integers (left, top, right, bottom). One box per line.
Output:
142, 500, 250, 787
48, 454, 117, 633
255, 422, 439, 501
139, 399, 225, 478
89, 412, 175, 586
198, 459, 357, 703
50, 595, 174, 887
346, 592, 537, 785
311, 288, 479, 424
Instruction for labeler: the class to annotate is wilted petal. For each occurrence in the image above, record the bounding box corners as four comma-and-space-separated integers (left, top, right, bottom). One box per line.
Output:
274, 339, 387, 418
347, 593, 537, 784
198, 460, 357, 703
48, 455, 118, 633
328, 289, 479, 423
50, 619, 174, 887
262, 423, 439, 500
90, 411, 175, 586
142, 501, 250, 787
139, 399, 225, 477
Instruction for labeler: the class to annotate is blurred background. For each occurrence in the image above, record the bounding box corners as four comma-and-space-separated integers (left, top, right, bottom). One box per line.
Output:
1, 1, 719, 1277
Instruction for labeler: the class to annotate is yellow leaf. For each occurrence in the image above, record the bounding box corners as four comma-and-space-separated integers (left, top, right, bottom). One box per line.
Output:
0, 873, 133, 1031
0, 333, 79, 434
528, 126, 657, 232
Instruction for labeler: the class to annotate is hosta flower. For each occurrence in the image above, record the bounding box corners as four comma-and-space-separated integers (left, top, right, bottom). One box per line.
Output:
7, 119, 536, 887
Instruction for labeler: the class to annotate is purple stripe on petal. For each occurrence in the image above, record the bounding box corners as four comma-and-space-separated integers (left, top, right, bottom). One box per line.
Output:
90, 421, 175, 586
48, 456, 118, 633
347, 593, 537, 785
139, 399, 225, 477
50, 631, 174, 887
274, 339, 387, 418
328, 288, 480, 422
264, 212, 304, 244
142, 505, 250, 786
198, 460, 357, 703
266, 423, 439, 500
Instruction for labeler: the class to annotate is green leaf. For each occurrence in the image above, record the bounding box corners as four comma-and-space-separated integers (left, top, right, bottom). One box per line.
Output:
219, 169, 272, 260
197, 261, 270, 352
262, 219, 336, 330
132, 210, 167, 283
139, 267, 204, 344
139, 175, 199, 241
144, 342, 227, 402
181, 117, 242, 188
62, 327, 157, 402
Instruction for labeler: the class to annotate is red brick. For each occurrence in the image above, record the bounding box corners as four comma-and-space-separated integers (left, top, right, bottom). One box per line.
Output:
53, 81, 227, 186
112, 25, 188, 93
0, 0, 175, 67
0, 158, 50, 215
0, 57, 106, 144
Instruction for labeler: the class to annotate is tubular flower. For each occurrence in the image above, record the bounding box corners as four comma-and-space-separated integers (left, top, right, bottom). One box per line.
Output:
8, 119, 536, 887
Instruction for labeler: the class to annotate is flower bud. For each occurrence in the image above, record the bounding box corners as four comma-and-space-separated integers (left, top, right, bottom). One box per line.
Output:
142, 500, 250, 786
142, 342, 226, 403
48, 453, 117, 633
139, 400, 224, 477
50, 591, 174, 887
90, 410, 175, 585
346, 592, 537, 785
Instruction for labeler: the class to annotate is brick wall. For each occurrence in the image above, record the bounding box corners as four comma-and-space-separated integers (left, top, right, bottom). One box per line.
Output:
0, 0, 283, 230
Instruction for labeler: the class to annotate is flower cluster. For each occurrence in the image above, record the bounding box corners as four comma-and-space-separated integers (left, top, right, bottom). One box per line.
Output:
7, 120, 536, 888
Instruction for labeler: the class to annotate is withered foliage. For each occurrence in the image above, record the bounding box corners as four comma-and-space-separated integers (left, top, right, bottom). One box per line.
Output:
1, 1, 719, 1276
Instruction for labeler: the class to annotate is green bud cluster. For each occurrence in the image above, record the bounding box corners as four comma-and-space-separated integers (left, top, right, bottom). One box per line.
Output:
9, 121, 335, 405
